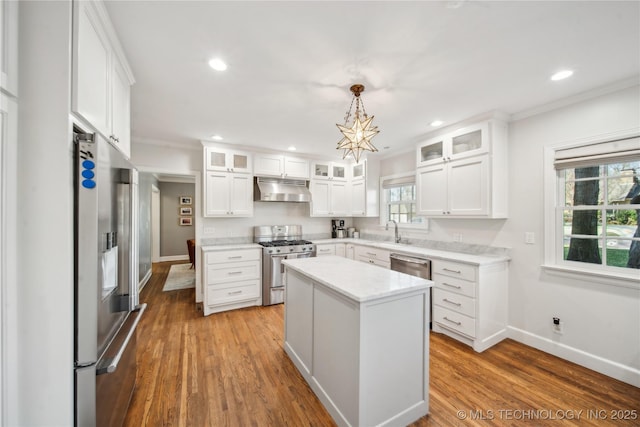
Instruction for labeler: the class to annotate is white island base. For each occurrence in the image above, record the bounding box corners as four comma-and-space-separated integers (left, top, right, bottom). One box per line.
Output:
282, 256, 432, 427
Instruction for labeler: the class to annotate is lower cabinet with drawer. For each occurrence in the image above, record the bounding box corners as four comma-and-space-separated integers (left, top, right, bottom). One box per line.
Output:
202, 247, 262, 316
431, 258, 508, 352
353, 245, 390, 268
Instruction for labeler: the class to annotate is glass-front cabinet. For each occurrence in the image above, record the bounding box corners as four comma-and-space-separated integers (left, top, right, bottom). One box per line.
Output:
312, 161, 347, 181
417, 122, 488, 167
352, 162, 365, 181
205, 147, 252, 173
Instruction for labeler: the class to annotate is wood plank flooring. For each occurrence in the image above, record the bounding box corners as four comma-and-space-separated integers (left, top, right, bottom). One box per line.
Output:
125, 261, 640, 426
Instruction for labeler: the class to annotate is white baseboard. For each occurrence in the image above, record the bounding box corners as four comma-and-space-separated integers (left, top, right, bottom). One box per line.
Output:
158, 255, 189, 262
508, 326, 640, 387
138, 268, 152, 292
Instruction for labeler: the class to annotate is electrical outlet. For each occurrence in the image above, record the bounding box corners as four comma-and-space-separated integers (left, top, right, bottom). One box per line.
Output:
203, 227, 215, 234
453, 233, 463, 242
553, 317, 564, 334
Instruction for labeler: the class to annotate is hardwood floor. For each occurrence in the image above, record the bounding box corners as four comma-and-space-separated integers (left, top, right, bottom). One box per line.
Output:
125, 261, 640, 426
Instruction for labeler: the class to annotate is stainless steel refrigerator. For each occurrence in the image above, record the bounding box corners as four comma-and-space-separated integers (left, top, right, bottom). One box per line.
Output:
74, 130, 146, 426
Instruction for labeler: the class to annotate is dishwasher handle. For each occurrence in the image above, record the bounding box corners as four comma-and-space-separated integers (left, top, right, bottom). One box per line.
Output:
390, 253, 431, 266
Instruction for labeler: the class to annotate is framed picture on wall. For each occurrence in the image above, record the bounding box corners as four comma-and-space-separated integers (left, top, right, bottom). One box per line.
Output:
180, 196, 192, 205
179, 217, 193, 226
180, 207, 192, 215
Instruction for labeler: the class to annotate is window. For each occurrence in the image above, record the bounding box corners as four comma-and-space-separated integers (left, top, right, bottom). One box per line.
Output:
380, 173, 426, 227
548, 135, 640, 280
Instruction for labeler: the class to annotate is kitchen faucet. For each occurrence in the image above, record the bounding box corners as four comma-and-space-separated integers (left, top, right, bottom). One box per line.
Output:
385, 220, 401, 243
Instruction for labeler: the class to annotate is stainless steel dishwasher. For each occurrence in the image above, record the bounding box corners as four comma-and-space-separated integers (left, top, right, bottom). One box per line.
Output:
390, 253, 432, 327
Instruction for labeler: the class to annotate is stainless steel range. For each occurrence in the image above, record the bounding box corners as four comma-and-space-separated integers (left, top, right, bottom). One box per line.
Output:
254, 225, 316, 305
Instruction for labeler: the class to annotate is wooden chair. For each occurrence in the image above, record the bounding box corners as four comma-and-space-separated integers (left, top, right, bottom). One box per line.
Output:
187, 239, 196, 269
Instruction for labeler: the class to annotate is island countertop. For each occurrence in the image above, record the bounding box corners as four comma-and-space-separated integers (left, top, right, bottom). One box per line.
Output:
282, 255, 433, 303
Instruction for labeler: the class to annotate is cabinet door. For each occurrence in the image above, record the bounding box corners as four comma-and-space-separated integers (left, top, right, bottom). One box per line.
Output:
416, 164, 448, 216
285, 270, 314, 375
310, 181, 330, 216
448, 156, 488, 216
229, 174, 253, 216
205, 148, 229, 171
254, 154, 284, 177
335, 244, 346, 257
345, 244, 355, 260
329, 181, 349, 215
111, 58, 131, 158
230, 152, 252, 173
449, 122, 489, 160
0, 0, 18, 96
73, 0, 110, 137
205, 172, 230, 216
331, 163, 347, 181
283, 157, 309, 179
352, 162, 365, 181
312, 161, 331, 180
351, 180, 366, 216
417, 136, 445, 166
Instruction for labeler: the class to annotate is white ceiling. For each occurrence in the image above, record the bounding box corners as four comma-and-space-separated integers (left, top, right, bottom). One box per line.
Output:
105, 1, 640, 161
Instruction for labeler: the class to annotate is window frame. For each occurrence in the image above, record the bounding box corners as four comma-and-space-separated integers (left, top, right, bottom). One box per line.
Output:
378, 172, 428, 230
543, 130, 640, 290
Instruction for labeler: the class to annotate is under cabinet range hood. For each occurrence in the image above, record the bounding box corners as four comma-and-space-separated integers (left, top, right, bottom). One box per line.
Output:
254, 177, 312, 202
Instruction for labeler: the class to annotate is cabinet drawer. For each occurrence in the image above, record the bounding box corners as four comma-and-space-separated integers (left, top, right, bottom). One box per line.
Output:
432, 273, 476, 298
207, 280, 260, 306
433, 305, 476, 338
433, 288, 476, 317
206, 261, 260, 284
432, 260, 476, 282
206, 249, 261, 264
316, 245, 336, 256
357, 256, 390, 269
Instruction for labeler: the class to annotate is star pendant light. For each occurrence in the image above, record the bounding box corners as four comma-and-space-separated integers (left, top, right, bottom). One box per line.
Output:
336, 84, 379, 163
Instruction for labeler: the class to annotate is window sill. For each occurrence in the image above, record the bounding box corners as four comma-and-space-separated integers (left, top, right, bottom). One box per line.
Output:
542, 264, 640, 290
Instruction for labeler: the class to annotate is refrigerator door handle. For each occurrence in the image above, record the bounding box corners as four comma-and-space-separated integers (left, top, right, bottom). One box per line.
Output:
96, 303, 147, 375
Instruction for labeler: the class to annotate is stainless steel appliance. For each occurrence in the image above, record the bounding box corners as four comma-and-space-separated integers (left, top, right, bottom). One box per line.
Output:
331, 219, 345, 238
255, 225, 316, 305
74, 130, 146, 427
390, 253, 432, 327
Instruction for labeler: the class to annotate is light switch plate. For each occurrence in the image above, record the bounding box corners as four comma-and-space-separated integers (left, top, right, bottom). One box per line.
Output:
525, 232, 535, 244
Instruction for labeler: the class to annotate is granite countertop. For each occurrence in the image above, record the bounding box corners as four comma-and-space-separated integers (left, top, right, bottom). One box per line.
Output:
283, 256, 432, 303
313, 238, 510, 266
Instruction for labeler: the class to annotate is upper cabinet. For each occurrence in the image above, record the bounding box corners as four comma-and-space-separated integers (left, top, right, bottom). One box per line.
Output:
416, 118, 508, 218
72, 0, 134, 158
311, 161, 347, 181
350, 159, 379, 217
417, 122, 489, 167
254, 154, 309, 179
0, 0, 18, 97
205, 147, 252, 174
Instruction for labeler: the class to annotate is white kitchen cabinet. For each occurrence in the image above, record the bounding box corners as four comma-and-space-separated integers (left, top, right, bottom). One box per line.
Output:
254, 154, 309, 179
417, 155, 489, 216
309, 180, 349, 217
354, 245, 390, 269
204, 172, 253, 217
72, 0, 134, 158
0, 0, 18, 97
431, 259, 508, 352
345, 244, 355, 260
349, 158, 379, 217
335, 243, 346, 257
416, 117, 507, 218
315, 243, 336, 256
202, 248, 262, 315
311, 161, 347, 181
204, 147, 252, 173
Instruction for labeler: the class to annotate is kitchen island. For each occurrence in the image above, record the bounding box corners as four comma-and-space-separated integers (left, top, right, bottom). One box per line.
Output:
282, 256, 433, 427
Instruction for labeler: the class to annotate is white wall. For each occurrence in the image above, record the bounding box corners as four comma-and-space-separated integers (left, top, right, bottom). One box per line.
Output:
502, 85, 640, 386
15, 1, 74, 425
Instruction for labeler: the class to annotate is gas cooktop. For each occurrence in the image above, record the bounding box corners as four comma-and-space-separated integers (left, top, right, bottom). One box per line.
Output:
258, 239, 313, 248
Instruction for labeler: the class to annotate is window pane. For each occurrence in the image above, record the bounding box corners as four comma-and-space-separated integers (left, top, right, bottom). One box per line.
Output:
401, 185, 413, 201
605, 246, 630, 268
563, 210, 601, 236
564, 176, 603, 207
400, 204, 408, 214
607, 173, 638, 205
390, 204, 399, 214
389, 187, 400, 202
563, 237, 602, 265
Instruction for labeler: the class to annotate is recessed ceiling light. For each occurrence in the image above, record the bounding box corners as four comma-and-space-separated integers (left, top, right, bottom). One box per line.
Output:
430, 120, 443, 127
208, 58, 227, 71
211, 135, 223, 141
288, 146, 296, 151
551, 70, 573, 81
